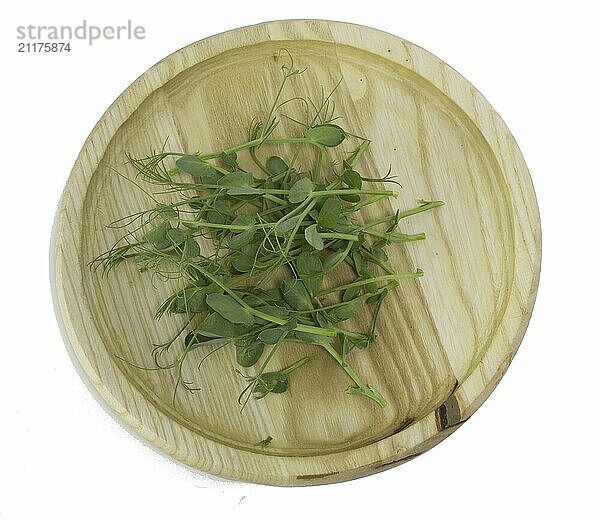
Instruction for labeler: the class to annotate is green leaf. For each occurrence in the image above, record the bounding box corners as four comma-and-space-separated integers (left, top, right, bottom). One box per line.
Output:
329, 301, 359, 322
281, 279, 313, 311
331, 218, 355, 234
315, 311, 335, 329
173, 285, 209, 313
323, 249, 350, 271
143, 221, 170, 245
231, 214, 255, 227
266, 156, 288, 176
229, 227, 257, 250
196, 312, 244, 338
352, 250, 364, 275
254, 305, 290, 318
166, 228, 186, 247
176, 155, 222, 184
182, 237, 200, 259
262, 288, 283, 302
220, 151, 238, 169
296, 251, 323, 275
236, 341, 264, 367
253, 372, 288, 399
242, 294, 269, 307
205, 293, 254, 326
342, 162, 362, 189
361, 268, 379, 293
275, 215, 303, 235
206, 209, 227, 225
258, 318, 298, 344
295, 251, 323, 296
258, 327, 289, 345
288, 177, 314, 203
251, 356, 308, 399
255, 436, 273, 448
304, 224, 324, 250
232, 254, 255, 273
371, 247, 388, 262
218, 172, 253, 187
294, 331, 332, 347
229, 216, 257, 250
304, 124, 346, 147
317, 198, 342, 229
343, 286, 361, 302
241, 241, 260, 258
214, 197, 234, 214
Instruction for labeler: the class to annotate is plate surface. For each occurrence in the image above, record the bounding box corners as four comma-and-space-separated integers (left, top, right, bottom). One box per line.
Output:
52, 20, 541, 485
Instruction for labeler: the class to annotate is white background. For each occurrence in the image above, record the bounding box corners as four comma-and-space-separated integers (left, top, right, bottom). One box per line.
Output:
2, 1, 598, 518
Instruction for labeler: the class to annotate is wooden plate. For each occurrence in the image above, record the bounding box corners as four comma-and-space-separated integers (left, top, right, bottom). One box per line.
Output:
52, 20, 541, 485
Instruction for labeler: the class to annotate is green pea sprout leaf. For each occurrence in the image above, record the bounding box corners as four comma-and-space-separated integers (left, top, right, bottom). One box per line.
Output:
304, 124, 346, 147
288, 177, 314, 203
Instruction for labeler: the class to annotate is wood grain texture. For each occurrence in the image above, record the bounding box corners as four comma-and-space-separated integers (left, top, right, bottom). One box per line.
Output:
51, 20, 541, 485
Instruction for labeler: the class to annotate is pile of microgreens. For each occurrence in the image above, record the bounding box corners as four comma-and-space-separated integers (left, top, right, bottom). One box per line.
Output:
92, 53, 443, 410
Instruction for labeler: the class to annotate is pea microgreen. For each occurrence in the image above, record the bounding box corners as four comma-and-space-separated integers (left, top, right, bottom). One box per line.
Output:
91, 52, 444, 413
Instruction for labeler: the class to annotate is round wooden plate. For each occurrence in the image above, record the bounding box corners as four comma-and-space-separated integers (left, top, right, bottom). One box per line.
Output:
52, 20, 541, 485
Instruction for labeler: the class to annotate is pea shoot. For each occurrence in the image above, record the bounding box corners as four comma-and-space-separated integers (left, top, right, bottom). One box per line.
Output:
92, 52, 444, 410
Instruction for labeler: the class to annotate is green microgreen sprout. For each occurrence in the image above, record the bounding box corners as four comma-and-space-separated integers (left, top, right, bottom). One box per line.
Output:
255, 436, 273, 448
91, 51, 444, 412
